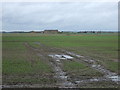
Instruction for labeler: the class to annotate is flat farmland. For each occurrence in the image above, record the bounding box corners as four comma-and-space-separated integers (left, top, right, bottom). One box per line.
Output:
2, 33, 119, 88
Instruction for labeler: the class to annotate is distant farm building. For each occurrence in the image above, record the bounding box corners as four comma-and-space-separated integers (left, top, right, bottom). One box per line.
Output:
43, 30, 59, 34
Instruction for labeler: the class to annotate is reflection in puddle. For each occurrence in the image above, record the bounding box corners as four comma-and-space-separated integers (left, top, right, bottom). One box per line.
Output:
60, 76, 68, 79
66, 51, 84, 58
92, 65, 97, 68
90, 78, 99, 82
49, 54, 73, 60
108, 75, 120, 82
56, 60, 60, 62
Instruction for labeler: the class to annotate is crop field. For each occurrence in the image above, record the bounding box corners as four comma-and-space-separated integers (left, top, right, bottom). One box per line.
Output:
2, 33, 119, 88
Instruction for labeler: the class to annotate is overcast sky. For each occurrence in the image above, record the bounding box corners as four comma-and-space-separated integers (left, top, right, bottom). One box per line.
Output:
2, 2, 118, 31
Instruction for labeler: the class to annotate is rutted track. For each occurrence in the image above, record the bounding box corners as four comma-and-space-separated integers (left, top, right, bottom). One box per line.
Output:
3, 42, 119, 88
61, 50, 120, 84
26, 42, 119, 86
34, 42, 119, 83
24, 42, 76, 88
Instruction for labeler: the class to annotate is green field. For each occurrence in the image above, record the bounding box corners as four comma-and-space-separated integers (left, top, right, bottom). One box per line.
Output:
3, 41, 56, 85
2, 33, 119, 88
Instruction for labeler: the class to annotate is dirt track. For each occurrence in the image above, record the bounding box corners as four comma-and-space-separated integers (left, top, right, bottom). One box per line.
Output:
26, 42, 119, 87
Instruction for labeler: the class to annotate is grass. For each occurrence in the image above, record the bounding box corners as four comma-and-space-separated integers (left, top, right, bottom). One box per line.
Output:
3, 57, 52, 75
2, 33, 118, 85
2, 42, 55, 85
29, 42, 42, 48
104, 60, 118, 72
63, 61, 86, 70
62, 60, 103, 77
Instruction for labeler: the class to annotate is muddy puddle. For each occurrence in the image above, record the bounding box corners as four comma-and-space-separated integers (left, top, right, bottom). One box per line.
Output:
57, 50, 120, 84
75, 78, 105, 84
54, 66, 75, 88
49, 54, 73, 60
65, 51, 84, 58
49, 54, 76, 88
107, 75, 120, 82
83, 59, 119, 83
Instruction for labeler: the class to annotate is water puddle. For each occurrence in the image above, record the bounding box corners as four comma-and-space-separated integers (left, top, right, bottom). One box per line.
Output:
107, 75, 120, 82
49, 54, 73, 60
65, 51, 84, 58
62, 82, 75, 88
49, 54, 76, 88
90, 78, 99, 82
75, 78, 107, 84
56, 60, 60, 62
75, 75, 120, 85
84, 60, 95, 64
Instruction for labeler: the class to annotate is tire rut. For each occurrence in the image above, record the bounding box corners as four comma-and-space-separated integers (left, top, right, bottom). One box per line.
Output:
28, 42, 119, 86
24, 42, 76, 88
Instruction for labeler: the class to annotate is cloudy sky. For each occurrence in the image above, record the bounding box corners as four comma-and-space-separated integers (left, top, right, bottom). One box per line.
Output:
2, 2, 118, 31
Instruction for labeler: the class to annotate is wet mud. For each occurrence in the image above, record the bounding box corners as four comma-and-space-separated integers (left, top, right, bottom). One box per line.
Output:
25, 42, 120, 86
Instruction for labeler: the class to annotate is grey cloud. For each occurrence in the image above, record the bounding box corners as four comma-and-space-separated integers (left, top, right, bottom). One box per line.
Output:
2, 2, 118, 31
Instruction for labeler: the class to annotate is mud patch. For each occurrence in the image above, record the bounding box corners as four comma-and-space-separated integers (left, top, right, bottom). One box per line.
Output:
48, 54, 76, 88
35, 42, 41, 45
65, 51, 84, 58
60, 49, 120, 84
